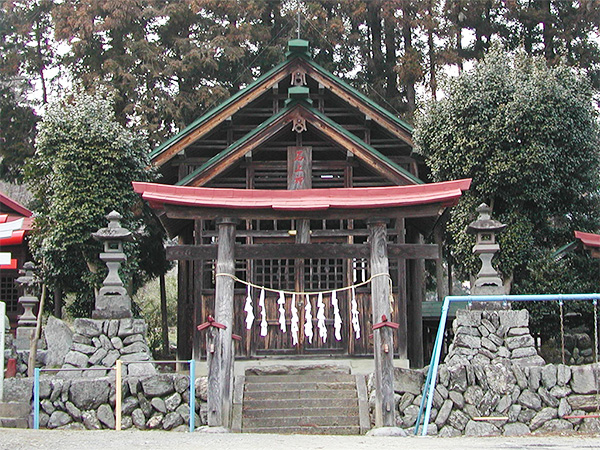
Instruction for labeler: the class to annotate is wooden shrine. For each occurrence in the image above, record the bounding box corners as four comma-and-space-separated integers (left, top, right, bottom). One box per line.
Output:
136, 39, 471, 375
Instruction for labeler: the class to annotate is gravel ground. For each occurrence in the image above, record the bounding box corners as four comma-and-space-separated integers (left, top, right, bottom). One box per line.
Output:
1, 429, 599, 450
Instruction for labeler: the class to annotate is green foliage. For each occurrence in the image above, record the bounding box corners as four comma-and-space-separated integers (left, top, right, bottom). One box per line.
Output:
25, 90, 168, 316
415, 48, 600, 296
133, 269, 178, 359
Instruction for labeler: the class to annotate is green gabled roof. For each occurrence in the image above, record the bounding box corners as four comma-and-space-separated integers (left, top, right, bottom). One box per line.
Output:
302, 56, 414, 136
150, 57, 295, 160
178, 100, 421, 187
306, 104, 422, 185
176, 101, 296, 186
151, 40, 414, 164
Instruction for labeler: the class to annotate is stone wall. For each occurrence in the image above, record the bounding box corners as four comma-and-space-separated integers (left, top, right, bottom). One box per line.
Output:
62, 318, 155, 377
3, 373, 208, 431
369, 309, 600, 436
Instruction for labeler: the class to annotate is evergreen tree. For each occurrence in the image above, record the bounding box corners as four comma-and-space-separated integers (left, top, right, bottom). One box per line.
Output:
25, 90, 168, 317
415, 48, 600, 295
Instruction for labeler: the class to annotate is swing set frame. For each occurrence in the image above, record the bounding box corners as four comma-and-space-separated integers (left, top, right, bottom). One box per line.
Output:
415, 293, 600, 437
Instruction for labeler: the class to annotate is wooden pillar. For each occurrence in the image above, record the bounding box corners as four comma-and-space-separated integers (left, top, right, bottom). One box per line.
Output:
407, 229, 425, 368
368, 219, 395, 427
207, 218, 236, 428
395, 218, 408, 361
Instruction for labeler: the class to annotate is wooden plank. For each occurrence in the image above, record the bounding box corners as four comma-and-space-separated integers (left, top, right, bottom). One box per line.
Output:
368, 220, 395, 427
287, 147, 312, 189
163, 203, 445, 221
167, 243, 439, 261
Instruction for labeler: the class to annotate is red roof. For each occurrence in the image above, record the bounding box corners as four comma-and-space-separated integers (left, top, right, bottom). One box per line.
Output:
0, 192, 32, 218
575, 230, 600, 249
133, 179, 471, 212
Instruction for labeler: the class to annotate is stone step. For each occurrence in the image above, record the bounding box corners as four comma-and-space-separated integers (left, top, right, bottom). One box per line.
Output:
244, 380, 356, 392
243, 405, 359, 418
243, 425, 361, 435
243, 413, 359, 429
0, 402, 31, 418
243, 397, 358, 410
244, 388, 357, 400
0, 417, 29, 428
245, 373, 355, 384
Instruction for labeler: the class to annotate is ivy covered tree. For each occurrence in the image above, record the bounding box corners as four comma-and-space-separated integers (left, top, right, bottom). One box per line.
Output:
415, 48, 600, 296
25, 90, 168, 317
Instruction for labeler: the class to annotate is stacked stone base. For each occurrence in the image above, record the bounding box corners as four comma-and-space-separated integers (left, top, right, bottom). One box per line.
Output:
446, 309, 545, 367
369, 309, 600, 436
62, 318, 155, 377
3, 374, 209, 431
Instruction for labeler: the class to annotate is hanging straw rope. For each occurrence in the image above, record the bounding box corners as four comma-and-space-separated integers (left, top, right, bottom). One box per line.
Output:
215, 271, 393, 297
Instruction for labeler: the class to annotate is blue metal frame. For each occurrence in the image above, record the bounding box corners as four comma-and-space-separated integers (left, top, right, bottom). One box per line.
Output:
414, 293, 600, 436
189, 359, 196, 432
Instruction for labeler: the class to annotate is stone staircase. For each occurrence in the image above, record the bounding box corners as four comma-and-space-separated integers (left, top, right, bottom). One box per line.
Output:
0, 402, 30, 428
239, 366, 369, 435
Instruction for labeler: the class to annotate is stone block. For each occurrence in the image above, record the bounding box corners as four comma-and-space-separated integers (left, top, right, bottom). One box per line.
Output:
82, 410, 102, 430
578, 417, 600, 433
151, 397, 167, 413
530, 407, 557, 431
122, 341, 149, 355
518, 389, 542, 411
438, 425, 461, 437
465, 420, 501, 436
107, 320, 119, 338
507, 327, 529, 337
101, 349, 120, 367
567, 394, 600, 412
73, 318, 103, 337
111, 336, 124, 350
454, 334, 481, 349
88, 348, 108, 366
47, 411, 72, 429
558, 397, 572, 418
163, 412, 184, 430
535, 418, 573, 434
147, 413, 164, 429
434, 399, 453, 428
123, 334, 144, 345
63, 351, 89, 368
541, 364, 558, 390
499, 310, 529, 329
127, 362, 157, 377
141, 374, 175, 397
485, 363, 516, 395
69, 378, 110, 410
131, 408, 146, 429
537, 387, 559, 408
506, 335, 534, 351
512, 347, 538, 359
44, 316, 73, 367
570, 364, 600, 394
165, 392, 182, 412
455, 311, 482, 327
65, 401, 82, 420
503, 422, 530, 436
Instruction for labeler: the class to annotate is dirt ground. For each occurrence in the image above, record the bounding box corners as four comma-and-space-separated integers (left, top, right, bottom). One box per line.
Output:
1, 429, 599, 450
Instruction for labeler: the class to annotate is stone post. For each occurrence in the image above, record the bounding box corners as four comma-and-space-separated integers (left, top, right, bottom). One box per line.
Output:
467, 203, 507, 299
15, 262, 38, 350
91, 211, 133, 319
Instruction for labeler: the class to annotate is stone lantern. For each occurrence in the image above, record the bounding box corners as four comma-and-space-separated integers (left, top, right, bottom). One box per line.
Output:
91, 211, 134, 319
467, 203, 507, 296
15, 261, 39, 349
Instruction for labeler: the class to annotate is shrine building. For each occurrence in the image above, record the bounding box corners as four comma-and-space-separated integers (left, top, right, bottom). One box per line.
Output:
134, 39, 470, 370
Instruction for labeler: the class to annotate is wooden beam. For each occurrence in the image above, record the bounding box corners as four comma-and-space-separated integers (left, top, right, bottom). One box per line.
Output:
153, 64, 296, 167
304, 65, 414, 145
368, 219, 395, 427
167, 243, 439, 261
190, 115, 294, 186
163, 203, 445, 221
300, 109, 415, 186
